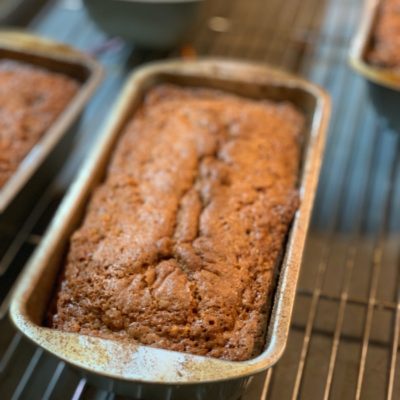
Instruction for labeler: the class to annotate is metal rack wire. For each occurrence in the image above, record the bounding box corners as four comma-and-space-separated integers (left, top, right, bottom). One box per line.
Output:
0, 0, 399, 398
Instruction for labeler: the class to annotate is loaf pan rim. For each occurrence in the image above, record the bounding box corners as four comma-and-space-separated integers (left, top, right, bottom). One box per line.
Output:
10, 58, 331, 384
349, 0, 400, 91
0, 29, 104, 212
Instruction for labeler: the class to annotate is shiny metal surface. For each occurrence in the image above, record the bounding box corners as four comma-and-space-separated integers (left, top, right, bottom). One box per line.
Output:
10, 59, 330, 399
0, 30, 103, 213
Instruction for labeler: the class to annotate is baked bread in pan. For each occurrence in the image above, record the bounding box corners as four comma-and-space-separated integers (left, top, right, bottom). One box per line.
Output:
0, 60, 79, 188
49, 85, 303, 361
367, 0, 400, 70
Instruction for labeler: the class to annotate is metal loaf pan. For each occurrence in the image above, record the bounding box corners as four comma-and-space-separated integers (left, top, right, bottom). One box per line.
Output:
349, 0, 400, 132
10, 59, 330, 400
0, 30, 103, 213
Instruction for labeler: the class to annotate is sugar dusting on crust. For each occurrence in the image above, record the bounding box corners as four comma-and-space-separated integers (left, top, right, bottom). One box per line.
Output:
0, 60, 79, 188
49, 84, 303, 361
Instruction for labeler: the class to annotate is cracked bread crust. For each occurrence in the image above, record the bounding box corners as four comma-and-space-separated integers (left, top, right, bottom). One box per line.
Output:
49, 85, 304, 361
367, 0, 400, 70
0, 60, 79, 188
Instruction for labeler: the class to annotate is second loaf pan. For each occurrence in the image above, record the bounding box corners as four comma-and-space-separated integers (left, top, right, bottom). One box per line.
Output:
10, 59, 330, 400
0, 30, 103, 213
349, 0, 400, 132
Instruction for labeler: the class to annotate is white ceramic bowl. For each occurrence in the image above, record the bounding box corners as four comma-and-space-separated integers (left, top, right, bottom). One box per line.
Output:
83, 0, 203, 50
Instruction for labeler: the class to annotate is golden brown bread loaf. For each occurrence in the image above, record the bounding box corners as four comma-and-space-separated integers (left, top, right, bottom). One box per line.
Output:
49, 85, 303, 361
0, 60, 79, 188
367, 0, 400, 70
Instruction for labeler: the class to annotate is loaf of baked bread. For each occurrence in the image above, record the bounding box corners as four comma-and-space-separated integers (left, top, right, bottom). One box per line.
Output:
367, 0, 400, 70
49, 85, 304, 361
0, 60, 79, 188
